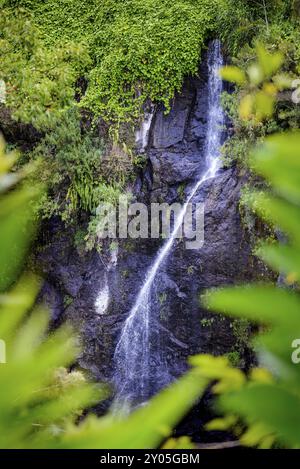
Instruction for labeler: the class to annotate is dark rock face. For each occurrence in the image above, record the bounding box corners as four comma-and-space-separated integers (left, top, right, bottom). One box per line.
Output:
38, 62, 268, 395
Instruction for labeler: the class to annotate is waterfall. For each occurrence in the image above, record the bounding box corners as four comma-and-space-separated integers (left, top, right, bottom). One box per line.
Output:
94, 246, 118, 315
113, 40, 225, 410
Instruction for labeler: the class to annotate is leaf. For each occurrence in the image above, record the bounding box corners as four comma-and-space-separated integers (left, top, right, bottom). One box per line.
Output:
257, 326, 300, 369
272, 74, 293, 90
0, 275, 40, 342
0, 136, 17, 176
58, 370, 208, 449
162, 436, 195, 449
189, 354, 245, 393
250, 368, 273, 384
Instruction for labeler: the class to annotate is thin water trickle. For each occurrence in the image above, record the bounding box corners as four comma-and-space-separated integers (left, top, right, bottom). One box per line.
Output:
113, 40, 225, 410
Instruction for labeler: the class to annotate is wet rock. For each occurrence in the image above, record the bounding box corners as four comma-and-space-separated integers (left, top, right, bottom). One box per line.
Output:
37, 58, 271, 391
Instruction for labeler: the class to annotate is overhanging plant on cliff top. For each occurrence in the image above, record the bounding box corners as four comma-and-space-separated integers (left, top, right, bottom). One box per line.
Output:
0, 7, 90, 130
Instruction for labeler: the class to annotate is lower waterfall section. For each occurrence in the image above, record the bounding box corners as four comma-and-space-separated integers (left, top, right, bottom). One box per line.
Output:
112, 40, 225, 410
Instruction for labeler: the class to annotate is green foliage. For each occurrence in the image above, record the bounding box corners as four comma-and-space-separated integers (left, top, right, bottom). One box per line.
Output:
1, 0, 300, 450
162, 436, 195, 449
0, 277, 103, 448
0, 7, 90, 129
220, 44, 286, 123
190, 355, 277, 448
1, 280, 208, 448
231, 318, 251, 364
0, 5, 142, 233
220, 79, 282, 168
226, 351, 241, 367
219, 4, 300, 168
1, 279, 209, 448
58, 370, 208, 449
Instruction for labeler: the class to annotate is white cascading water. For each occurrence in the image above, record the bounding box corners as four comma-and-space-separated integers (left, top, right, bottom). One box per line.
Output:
113, 40, 225, 410
135, 103, 155, 153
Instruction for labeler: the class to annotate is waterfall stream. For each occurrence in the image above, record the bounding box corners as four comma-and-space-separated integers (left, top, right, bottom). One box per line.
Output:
113, 40, 225, 410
